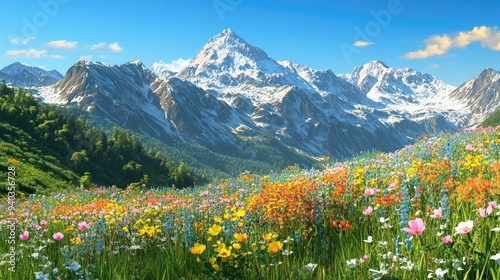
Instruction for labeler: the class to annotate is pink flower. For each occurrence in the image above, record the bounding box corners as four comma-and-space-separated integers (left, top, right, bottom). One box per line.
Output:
364, 188, 379, 197
21, 212, 29, 217
388, 183, 397, 190
362, 206, 373, 215
402, 218, 425, 235
455, 220, 474, 235
40, 220, 47, 227
78, 221, 89, 231
19, 231, 29, 241
465, 144, 475, 151
53, 232, 64, 241
442, 235, 453, 244
430, 208, 443, 219
479, 206, 493, 218
363, 255, 369, 261
489, 201, 497, 209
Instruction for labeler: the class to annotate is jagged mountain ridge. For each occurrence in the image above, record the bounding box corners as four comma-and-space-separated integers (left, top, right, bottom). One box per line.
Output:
0, 62, 62, 87
34, 29, 500, 168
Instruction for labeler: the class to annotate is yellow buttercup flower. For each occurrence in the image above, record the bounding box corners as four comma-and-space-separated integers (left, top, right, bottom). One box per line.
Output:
232, 243, 241, 250
214, 216, 222, 223
262, 232, 278, 242
235, 209, 246, 217
268, 241, 283, 254
233, 233, 248, 243
208, 224, 223, 236
217, 247, 231, 258
190, 243, 206, 255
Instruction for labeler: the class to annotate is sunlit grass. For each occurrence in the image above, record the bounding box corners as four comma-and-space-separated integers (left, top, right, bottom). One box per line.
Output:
2, 126, 500, 279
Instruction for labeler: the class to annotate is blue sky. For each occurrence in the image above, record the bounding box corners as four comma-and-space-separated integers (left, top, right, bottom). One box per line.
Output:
1, 0, 499, 86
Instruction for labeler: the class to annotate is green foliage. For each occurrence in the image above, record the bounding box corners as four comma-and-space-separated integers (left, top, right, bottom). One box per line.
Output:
482, 109, 500, 127
0, 83, 197, 194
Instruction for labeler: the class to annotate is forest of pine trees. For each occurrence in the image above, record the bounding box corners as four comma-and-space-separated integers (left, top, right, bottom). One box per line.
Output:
0, 81, 196, 194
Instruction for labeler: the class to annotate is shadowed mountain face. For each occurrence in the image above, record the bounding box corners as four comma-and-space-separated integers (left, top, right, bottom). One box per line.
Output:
35, 29, 500, 166
0, 62, 62, 87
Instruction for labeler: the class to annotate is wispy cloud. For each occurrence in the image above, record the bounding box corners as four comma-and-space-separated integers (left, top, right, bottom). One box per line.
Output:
47, 40, 78, 49
10, 37, 35, 45
90, 42, 122, 52
353, 41, 374, 47
50, 54, 64, 59
404, 26, 500, 59
79, 55, 93, 61
3, 48, 47, 58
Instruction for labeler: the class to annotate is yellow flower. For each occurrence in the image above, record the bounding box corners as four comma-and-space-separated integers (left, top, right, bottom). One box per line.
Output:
217, 247, 231, 258
209, 257, 217, 265
122, 226, 129, 233
262, 232, 278, 242
212, 263, 220, 271
208, 224, 224, 236
233, 233, 248, 243
268, 241, 283, 254
235, 209, 246, 217
190, 243, 206, 255
214, 216, 222, 223
232, 243, 241, 250
65, 226, 74, 233
70, 236, 81, 244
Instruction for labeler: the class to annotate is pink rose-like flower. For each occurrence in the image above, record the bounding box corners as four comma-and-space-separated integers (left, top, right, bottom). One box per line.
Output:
362, 206, 373, 215
455, 220, 474, 235
402, 218, 425, 235
53, 232, 64, 241
78, 221, 89, 231
465, 144, 475, 151
40, 220, 48, 227
479, 206, 493, 218
490, 201, 498, 209
19, 231, 29, 241
442, 235, 453, 244
430, 208, 443, 219
364, 188, 379, 197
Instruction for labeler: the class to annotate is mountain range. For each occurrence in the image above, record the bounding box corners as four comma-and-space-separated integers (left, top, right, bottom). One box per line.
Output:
3, 28, 500, 172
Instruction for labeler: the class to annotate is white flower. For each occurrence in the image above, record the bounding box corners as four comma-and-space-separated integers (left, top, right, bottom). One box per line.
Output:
491, 228, 500, 232
363, 236, 373, 243
491, 253, 500, 266
304, 263, 318, 272
282, 249, 293, 256
346, 258, 357, 269
379, 217, 390, 223
369, 264, 389, 280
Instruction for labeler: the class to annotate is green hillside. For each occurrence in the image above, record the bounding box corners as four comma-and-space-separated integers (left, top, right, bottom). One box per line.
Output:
482, 109, 500, 127
0, 81, 196, 194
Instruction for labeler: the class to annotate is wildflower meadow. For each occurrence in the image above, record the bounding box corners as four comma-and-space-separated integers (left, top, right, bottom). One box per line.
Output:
2, 126, 500, 279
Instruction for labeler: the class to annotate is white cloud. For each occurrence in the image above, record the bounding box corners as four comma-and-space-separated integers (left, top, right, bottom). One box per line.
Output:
47, 40, 78, 49
353, 41, 375, 47
429, 63, 439, 69
404, 26, 500, 59
10, 37, 35, 45
90, 42, 122, 52
79, 55, 93, 61
49, 54, 64, 59
152, 58, 192, 73
3, 48, 46, 58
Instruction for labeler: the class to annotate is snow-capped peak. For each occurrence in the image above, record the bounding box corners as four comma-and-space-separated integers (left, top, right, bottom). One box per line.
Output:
176, 29, 311, 96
